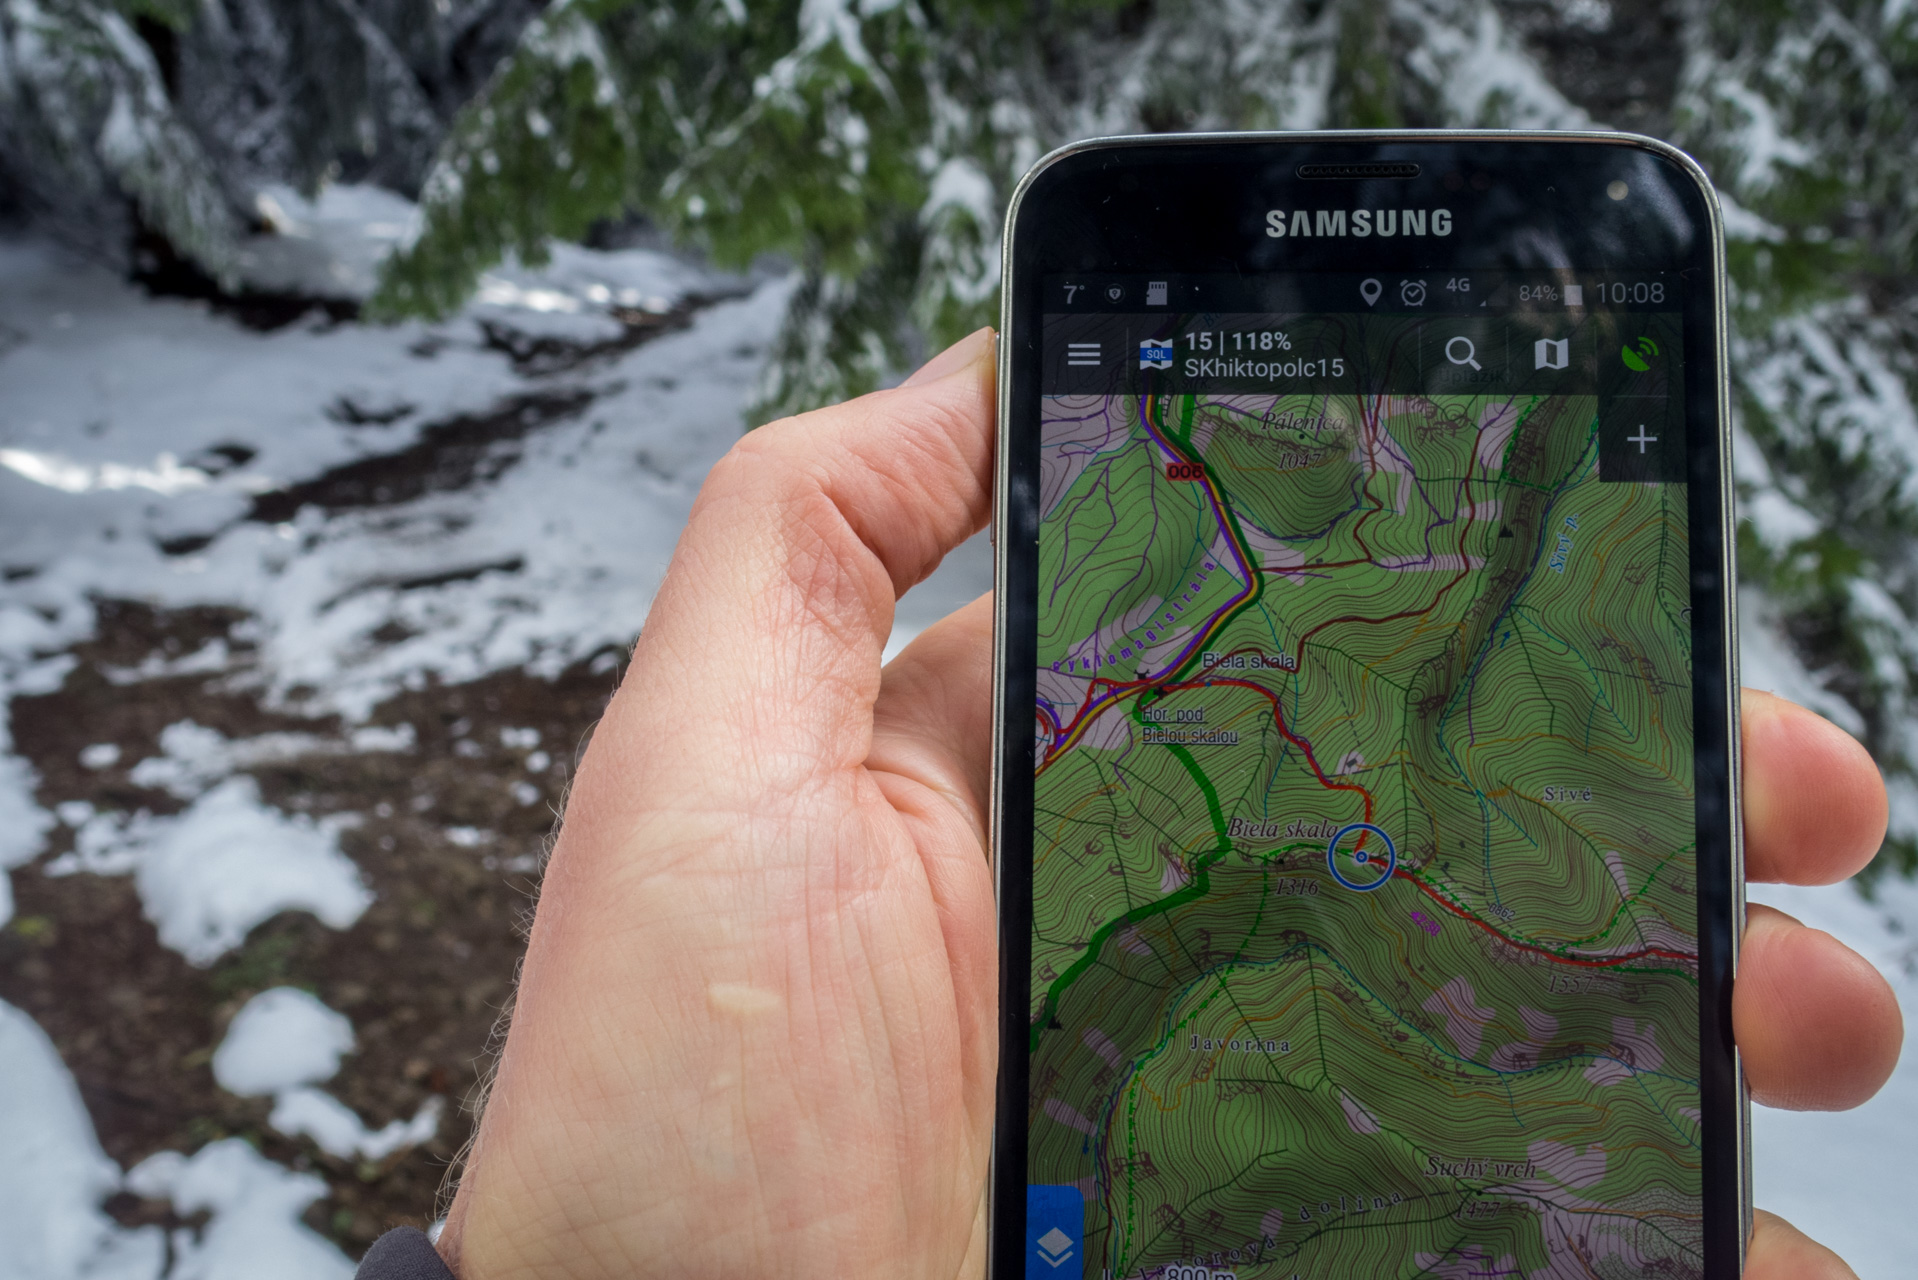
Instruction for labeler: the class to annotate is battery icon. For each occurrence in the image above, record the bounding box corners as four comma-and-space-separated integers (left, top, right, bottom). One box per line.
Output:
1563, 284, 1584, 307
1146, 281, 1168, 306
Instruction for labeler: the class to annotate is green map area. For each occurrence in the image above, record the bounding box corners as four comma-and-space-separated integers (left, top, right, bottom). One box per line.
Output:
1029, 383, 1702, 1279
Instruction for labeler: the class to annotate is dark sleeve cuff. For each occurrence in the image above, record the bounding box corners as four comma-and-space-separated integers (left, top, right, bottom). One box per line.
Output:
357, 1227, 457, 1280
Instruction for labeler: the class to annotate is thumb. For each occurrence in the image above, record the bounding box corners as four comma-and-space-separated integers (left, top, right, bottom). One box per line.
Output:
577, 329, 997, 823
1745, 1209, 1858, 1279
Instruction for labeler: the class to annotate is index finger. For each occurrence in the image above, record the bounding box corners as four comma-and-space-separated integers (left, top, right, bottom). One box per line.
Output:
1742, 689, 1887, 884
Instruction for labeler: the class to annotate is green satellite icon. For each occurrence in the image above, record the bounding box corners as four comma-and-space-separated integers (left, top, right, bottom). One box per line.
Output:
1621, 336, 1660, 372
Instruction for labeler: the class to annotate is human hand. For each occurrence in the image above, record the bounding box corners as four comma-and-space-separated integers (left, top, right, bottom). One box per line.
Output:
433, 330, 1901, 1280
1736, 688, 1902, 1278
437, 327, 1004, 1280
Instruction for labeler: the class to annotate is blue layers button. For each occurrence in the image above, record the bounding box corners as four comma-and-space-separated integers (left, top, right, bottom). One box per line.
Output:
1027, 1184, 1084, 1279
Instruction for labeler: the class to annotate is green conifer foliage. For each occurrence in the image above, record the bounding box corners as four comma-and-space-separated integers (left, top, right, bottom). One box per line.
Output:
1673, 0, 1918, 879
371, 0, 962, 412
0, 0, 241, 282
372, 0, 1610, 416
15, 0, 1907, 869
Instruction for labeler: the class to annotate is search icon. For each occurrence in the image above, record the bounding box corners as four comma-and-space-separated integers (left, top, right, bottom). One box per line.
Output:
1445, 336, 1482, 371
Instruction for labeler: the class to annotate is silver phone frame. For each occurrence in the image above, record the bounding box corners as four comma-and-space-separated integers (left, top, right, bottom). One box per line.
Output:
987, 129, 1747, 1276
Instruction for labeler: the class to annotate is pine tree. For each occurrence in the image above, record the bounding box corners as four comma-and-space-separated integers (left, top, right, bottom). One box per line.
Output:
0, 0, 545, 278
369, 0, 1610, 415
370, 0, 1918, 874
370, 0, 955, 411
1673, 0, 1918, 880
3, 0, 1914, 875
0, 0, 242, 282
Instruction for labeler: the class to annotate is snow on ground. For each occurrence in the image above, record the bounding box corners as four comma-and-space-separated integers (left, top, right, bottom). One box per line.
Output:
0, 998, 357, 1280
264, 1088, 442, 1165
125, 1141, 352, 1280
0, 209, 789, 1274
44, 777, 371, 965
0, 227, 775, 720
0, 1000, 164, 1280
213, 988, 444, 1162
0, 190, 1907, 1274
212, 988, 355, 1095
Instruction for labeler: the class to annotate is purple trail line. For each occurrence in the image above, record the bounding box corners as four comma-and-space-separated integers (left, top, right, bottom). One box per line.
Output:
1041, 396, 1260, 761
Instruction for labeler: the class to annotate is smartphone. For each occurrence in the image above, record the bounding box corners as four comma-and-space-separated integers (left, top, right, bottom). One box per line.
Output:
989, 133, 1741, 1280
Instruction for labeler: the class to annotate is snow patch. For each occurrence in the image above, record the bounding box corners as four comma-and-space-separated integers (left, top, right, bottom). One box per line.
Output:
78, 743, 121, 769
0, 447, 247, 496
44, 777, 370, 966
0, 733, 53, 926
212, 987, 442, 1161
1717, 193, 1786, 243
239, 183, 423, 300
268, 1089, 443, 1162
1743, 486, 1821, 550
213, 987, 355, 1096
0, 1000, 165, 1280
1711, 78, 1814, 192
1396, 0, 1590, 129
126, 720, 413, 801
135, 778, 370, 964
126, 1141, 353, 1280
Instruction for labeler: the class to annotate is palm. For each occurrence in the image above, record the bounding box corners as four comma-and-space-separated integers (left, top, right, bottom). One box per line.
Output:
437, 361, 1002, 1280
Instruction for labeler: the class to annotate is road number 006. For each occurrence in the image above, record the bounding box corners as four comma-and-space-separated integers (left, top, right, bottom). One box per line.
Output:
1165, 463, 1206, 481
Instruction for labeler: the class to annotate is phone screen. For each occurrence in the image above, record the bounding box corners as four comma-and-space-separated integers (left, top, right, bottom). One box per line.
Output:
1018, 265, 1716, 1278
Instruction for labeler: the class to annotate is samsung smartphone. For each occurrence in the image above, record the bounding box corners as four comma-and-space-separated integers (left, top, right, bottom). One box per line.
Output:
989, 133, 1741, 1280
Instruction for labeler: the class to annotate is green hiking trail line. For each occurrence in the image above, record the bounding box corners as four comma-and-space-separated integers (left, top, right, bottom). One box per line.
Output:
1029, 730, 1235, 1052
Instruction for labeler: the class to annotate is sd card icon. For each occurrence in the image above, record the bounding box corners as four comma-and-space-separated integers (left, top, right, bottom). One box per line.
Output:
1027, 1185, 1084, 1278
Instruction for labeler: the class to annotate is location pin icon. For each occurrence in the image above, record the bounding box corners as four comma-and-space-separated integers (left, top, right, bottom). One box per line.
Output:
1359, 278, 1383, 307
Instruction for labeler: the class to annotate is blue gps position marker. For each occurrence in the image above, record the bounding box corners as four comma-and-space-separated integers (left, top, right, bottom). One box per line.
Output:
1326, 822, 1397, 891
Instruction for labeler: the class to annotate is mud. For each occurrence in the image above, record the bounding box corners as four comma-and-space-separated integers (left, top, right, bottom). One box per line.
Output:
2, 599, 632, 1253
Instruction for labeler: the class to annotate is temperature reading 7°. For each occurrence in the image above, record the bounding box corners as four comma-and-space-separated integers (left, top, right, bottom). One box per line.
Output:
1189, 329, 1294, 352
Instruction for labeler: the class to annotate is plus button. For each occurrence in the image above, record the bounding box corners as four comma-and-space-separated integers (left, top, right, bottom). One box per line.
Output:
1627, 424, 1658, 453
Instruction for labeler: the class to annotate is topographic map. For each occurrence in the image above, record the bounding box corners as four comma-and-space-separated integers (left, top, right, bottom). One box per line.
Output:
1028, 382, 1700, 1279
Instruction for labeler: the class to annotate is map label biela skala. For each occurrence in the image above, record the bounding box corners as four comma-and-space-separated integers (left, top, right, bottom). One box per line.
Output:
990, 134, 1742, 1280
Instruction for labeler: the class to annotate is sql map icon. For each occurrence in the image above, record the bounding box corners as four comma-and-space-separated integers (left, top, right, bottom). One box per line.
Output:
1139, 338, 1175, 370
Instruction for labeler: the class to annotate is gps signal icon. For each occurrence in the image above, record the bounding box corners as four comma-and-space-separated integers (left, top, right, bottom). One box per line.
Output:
1621, 336, 1660, 372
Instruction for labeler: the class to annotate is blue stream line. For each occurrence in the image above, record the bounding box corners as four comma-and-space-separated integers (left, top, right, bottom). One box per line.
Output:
1432, 434, 1599, 907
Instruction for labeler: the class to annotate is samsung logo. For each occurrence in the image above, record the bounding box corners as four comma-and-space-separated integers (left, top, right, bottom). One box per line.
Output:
1265, 209, 1453, 238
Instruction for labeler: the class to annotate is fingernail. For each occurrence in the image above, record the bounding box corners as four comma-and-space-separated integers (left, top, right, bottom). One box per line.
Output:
902, 327, 995, 388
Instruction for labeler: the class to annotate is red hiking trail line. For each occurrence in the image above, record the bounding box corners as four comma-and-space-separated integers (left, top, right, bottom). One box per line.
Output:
1038, 395, 1697, 974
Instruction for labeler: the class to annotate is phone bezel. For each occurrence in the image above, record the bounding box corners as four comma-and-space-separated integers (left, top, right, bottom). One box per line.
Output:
989, 131, 1744, 1280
